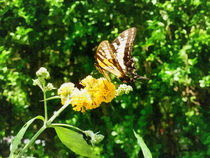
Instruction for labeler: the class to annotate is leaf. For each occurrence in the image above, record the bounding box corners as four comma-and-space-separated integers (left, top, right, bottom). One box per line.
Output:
9, 115, 44, 157
133, 130, 152, 158
54, 126, 96, 158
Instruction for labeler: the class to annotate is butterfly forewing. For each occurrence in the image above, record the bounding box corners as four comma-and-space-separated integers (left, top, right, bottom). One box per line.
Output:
95, 62, 111, 81
95, 40, 125, 80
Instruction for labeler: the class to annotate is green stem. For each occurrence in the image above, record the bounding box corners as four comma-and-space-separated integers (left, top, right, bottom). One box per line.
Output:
43, 89, 48, 125
47, 99, 70, 125
16, 126, 46, 158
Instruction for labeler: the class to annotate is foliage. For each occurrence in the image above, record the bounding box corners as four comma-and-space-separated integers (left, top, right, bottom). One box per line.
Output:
134, 131, 152, 158
0, 0, 209, 157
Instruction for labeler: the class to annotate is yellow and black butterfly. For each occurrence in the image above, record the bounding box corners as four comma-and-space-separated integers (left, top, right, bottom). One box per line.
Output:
95, 27, 148, 83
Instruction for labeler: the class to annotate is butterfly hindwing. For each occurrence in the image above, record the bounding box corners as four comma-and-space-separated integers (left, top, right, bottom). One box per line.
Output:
111, 27, 136, 74
111, 28, 148, 81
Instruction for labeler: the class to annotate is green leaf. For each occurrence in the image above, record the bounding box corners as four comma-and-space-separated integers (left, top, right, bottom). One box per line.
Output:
54, 126, 96, 158
133, 130, 152, 158
9, 116, 44, 157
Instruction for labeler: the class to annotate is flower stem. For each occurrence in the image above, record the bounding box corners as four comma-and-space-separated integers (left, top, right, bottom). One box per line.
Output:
43, 89, 48, 125
47, 98, 70, 125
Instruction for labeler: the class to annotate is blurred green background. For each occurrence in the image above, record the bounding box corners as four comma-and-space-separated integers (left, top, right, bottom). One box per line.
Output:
0, 0, 209, 157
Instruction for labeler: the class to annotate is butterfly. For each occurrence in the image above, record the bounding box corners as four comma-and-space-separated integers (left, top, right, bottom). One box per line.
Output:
95, 27, 148, 83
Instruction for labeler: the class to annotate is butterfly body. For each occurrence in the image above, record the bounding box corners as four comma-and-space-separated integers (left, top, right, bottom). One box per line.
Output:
95, 27, 148, 83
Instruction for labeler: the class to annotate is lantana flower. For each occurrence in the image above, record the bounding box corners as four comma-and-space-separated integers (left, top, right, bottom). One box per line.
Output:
58, 76, 116, 112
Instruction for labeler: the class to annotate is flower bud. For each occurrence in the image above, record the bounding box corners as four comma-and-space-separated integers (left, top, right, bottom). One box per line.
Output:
46, 83, 56, 91
83, 130, 104, 145
116, 84, 133, 96
36, 67, 50, 79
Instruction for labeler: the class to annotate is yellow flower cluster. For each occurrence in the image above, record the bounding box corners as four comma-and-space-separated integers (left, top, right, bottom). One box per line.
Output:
58, 76, 116, 112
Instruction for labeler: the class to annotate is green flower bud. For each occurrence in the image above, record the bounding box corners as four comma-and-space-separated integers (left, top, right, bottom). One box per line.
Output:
83, 130, 104, 146
116, 84, 133, 96
36, 67, 50, 79
33, 79, 40, 86
46, 83, 56, 91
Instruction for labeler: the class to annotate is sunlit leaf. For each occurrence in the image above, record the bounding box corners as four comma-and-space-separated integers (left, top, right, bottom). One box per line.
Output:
134, 130, 152, 158
54, 126, 96, 158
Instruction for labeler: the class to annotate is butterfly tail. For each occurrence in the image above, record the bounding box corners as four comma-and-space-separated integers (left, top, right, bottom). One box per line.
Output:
133, 73, 149, 81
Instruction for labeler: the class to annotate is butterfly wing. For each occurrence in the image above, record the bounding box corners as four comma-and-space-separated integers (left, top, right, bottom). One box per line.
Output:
111, 28, 136, 73
95, 40, 126, 81
111, 27, 148, 81
95, 63, 111, 82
